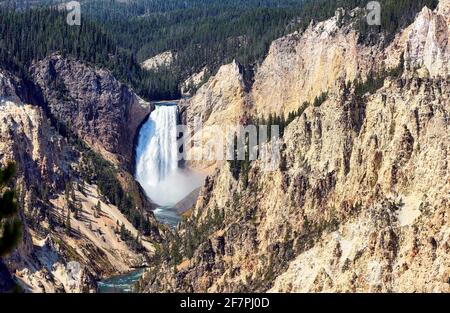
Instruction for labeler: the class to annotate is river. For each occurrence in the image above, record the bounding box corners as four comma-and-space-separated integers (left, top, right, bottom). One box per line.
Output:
97, 269, 146, 293
98, 102, 202, 292
153, 206, 182, 228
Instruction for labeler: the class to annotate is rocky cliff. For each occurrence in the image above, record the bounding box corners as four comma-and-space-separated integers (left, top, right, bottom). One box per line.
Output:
184, 1, 450, 126
252, 7, 381, 117
143, 1, 449, 293
404, 2, 450, 77
0, 65, 160, 292
182, 60, 248, 171
182, 6, 404, 173
141, 51, 175, 71
30, 53, 152, 168
181, 67, 209, 97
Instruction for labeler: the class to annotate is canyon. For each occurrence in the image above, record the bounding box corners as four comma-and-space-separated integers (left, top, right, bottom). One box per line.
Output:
0, 56, 161, 292
141, 0, 449, 293
0, 0, 449, 294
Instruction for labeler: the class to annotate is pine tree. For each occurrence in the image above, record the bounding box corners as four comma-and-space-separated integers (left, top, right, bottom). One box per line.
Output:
0, 162, 22, 257
95, 200, 101, 217
170, 234, 182, 265
115, 220, 120, 234
77, 180, 85, 196
73, 203, 81, 220
65, 209, 71, 235
64, 182, 71, 203
70, 183, 76, 203
119, 223, 127, 240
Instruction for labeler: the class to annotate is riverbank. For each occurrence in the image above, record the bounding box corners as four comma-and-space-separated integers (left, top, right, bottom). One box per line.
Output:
97, 269, 146, 293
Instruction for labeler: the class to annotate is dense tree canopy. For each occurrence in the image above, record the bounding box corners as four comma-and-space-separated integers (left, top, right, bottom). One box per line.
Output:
0, 0, 439, 100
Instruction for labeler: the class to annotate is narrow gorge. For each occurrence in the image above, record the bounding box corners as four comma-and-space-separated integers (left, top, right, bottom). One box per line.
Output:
0, 0, 448, 295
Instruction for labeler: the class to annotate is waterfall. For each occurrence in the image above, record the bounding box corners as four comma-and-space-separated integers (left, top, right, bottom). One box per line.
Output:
135, 104, 203, 207
135, 104, 179, 186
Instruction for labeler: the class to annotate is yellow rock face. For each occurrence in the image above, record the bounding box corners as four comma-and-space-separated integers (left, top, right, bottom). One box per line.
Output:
184, 60, 247, 171
147, 1, 450, 293
251, 9, 386, 118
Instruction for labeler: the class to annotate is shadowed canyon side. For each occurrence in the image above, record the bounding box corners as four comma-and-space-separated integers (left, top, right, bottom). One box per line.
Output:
30, 53, 153, 169
0, 58, 162, 292
141, 1, 449, 293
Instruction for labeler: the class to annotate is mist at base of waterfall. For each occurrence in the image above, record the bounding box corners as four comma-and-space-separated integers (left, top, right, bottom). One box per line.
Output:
138, 167, 204, 206
135, 104, 204, 207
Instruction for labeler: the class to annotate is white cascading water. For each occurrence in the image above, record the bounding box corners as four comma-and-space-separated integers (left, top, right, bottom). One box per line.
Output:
135, 104, 202, 207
